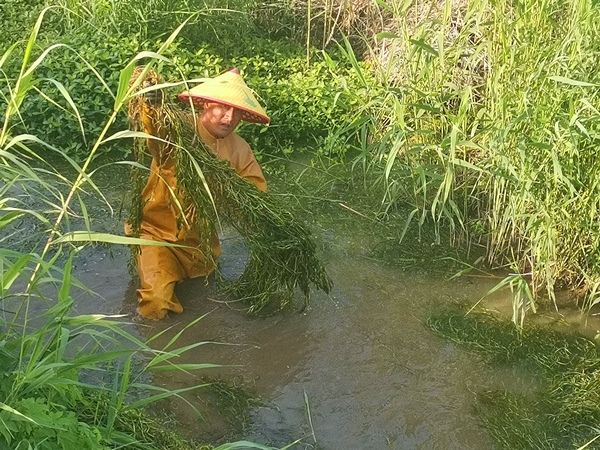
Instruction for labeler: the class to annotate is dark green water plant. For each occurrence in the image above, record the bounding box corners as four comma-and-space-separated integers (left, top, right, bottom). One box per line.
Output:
428, 310, 600, 449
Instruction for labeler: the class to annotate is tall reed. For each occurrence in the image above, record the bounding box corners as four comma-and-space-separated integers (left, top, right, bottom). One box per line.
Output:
327, 0, 600, 324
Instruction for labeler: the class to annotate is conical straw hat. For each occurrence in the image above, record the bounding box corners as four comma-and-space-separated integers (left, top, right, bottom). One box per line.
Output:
178, 69, 270, 124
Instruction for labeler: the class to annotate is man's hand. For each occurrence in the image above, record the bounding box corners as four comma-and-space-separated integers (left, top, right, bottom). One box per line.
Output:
129, 67, 164, 108
141, 80, 164, 107
127, 67, 171, 161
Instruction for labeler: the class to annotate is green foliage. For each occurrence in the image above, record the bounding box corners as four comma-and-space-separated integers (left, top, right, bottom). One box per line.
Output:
0, 397, 104, 450
1, 10, 363, 161
0, 0, 371, 167
46, 0, 260, 46
156, 38, 366, 157
0, 0, 47, 50
8, 29, 141, 159
233, 50, 365, 157
0, 250, 206, 449
428, 309, 600, 449
324, 0, 600, 321
0, 12, 281, 450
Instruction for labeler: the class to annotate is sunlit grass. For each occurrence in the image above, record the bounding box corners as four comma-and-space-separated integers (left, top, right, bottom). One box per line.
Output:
321, 0, 600, 325
0, 9, 290, 449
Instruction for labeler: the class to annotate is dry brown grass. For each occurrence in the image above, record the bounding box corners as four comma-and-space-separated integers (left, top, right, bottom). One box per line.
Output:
255, 0, 472, 50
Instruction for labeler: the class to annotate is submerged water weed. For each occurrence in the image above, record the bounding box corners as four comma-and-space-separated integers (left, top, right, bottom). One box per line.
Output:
77, 390, 209, 450
191, 379, 263, 444
428, 310, 600, 449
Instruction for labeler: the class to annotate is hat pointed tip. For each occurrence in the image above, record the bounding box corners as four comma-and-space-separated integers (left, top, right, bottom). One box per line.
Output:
228, 68, 240, 75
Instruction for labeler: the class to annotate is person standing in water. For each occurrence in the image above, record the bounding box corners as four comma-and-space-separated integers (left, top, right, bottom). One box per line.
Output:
127, 68, 269, 320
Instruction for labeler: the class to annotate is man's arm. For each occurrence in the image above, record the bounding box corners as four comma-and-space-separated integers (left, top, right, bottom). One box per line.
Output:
128, 69, 172, 163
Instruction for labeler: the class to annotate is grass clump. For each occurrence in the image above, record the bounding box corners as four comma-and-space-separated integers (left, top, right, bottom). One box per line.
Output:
428, 310, 600, 449
172, 114, 333, 312
192, 379, 263, 444
75, 391, 209, 450
318, 0, 600, 321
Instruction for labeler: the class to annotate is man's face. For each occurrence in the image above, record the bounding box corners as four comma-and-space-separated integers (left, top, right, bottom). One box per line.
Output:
201, 102, 243, 139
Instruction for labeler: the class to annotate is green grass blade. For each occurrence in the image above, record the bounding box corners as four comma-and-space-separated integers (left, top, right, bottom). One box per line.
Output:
53, 231, 190, 247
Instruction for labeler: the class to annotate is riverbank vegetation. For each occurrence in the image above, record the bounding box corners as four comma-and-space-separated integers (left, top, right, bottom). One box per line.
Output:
0, 6, 284, 449
2, 0, 600, 448
4, 0, 600, 321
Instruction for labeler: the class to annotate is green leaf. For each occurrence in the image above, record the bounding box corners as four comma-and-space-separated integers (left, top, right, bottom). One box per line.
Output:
0, 211, 23, 230
376, 32, 401, 39
58, 255, 74, 303
0, 42, 18, 70
115, 61, 136, 110
409, 39, 438, 57
100, 130, 169, 145
0, 402, 37, 424
53, 231, 190, 247
44, 78, 87, 144
149, 363, 221, 373
1, 254, 32, 292
125, 383, 210, 410
547, 76, 597, 87
374, 0, 394, 12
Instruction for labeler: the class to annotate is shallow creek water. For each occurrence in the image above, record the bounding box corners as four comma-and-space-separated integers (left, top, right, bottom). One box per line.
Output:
27, 161, 600, 449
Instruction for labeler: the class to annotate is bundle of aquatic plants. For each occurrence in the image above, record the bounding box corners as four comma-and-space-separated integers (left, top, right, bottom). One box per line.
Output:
127, 74, 332, 313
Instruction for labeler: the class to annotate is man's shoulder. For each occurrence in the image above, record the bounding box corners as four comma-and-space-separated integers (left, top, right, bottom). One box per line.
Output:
228, 132, 252, 152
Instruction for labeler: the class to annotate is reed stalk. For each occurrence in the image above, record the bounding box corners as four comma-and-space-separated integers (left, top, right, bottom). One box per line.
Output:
328, 0, 600, 324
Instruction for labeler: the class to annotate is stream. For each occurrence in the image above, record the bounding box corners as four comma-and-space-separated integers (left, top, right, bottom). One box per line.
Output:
17, 158, 600, 449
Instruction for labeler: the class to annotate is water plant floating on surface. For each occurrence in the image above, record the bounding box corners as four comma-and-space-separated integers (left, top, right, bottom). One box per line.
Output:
127, 68, 332, 313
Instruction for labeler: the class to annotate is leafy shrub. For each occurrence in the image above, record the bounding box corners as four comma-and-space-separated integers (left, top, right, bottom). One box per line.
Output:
0, 0, 47, 49
0, 397, 104, 450
164, 38, 368, 157
1, 0, 368, 162
1, 28, 141, 159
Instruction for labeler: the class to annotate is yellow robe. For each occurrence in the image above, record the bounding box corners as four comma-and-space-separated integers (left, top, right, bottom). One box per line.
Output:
131, 114, 266, 319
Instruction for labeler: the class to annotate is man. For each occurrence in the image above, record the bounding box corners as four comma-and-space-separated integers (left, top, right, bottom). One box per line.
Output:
130, 68, 269, 320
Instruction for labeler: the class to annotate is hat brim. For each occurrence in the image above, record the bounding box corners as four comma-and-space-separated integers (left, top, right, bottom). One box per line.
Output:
178, 93, 270, 125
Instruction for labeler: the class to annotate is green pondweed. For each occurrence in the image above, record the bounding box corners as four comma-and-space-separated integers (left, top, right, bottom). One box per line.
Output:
428, 309, 600, 449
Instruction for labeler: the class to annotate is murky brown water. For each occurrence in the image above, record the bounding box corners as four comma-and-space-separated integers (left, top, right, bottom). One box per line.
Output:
21, 160, 597, 449
73, 235, 507, 449
51, 160, 509, 449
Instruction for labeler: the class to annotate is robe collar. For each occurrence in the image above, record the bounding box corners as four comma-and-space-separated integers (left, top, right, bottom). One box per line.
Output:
197, 118, 218, 150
